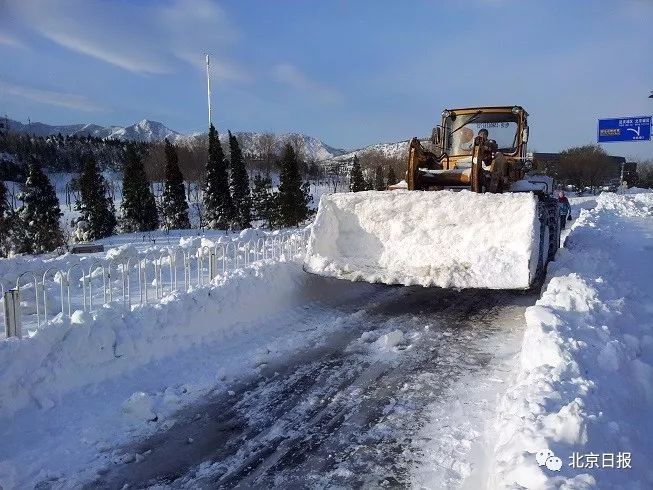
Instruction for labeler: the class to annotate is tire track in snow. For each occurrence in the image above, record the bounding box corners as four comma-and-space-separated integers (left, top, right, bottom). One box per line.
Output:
89, 283, 535, 489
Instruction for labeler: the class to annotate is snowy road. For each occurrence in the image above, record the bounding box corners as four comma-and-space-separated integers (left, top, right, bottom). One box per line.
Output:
89, 281, 533, 489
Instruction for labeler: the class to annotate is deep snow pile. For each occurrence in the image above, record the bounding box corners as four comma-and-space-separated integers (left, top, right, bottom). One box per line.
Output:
0, 259, 305, 419
490, 191, 653, 488
3, 256, 375, 488
305, 190, 542, 289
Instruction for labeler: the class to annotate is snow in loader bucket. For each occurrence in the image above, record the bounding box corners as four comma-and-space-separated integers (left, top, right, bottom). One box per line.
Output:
304, 190, 549, 289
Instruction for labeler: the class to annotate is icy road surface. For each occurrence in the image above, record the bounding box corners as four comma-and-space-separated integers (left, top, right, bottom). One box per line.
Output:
89, 282, 533, 489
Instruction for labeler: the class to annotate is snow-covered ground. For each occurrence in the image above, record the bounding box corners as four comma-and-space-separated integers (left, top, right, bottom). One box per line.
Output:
489, 190, 653, 488
0, 189, 651, 489
0, 259, 347, 487
0, 226, 304, 339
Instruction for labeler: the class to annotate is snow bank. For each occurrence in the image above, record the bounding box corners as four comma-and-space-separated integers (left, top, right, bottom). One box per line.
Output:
104, 244, 138, 261
491, 191, 653, 488
0, 260, 306, 419
305, 190, 541, 289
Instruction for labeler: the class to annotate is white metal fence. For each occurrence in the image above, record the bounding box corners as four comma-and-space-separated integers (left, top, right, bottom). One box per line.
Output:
2, 230, 310, 339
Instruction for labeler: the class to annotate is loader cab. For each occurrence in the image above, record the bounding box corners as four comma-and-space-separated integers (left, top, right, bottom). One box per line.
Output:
408, 105, 530, 191
439, 106, 529, 162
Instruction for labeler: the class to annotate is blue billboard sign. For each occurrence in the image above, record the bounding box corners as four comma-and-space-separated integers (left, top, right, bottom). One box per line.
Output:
597, 116, 651, 143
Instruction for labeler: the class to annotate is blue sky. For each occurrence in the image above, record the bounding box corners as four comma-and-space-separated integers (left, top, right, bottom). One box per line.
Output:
1, 0, 652, 158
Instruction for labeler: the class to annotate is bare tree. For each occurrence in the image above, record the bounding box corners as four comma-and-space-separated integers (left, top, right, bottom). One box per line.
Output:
259, 132, 278, 177
356, 149, 406, 183
143, 136, 208, 189
636, 159, 653, 188
285, 134, 306, 164
325, 161, 347, 193
557, 145, 618, 192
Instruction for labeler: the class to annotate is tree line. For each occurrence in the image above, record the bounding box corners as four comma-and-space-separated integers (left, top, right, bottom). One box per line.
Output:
0, 130, 131, 178
0, 124, 312, 257
534, 145, 640, 192
348, 154, 399, 192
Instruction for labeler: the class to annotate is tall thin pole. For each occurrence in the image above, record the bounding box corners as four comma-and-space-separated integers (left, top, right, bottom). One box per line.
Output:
205, 54, 212, 128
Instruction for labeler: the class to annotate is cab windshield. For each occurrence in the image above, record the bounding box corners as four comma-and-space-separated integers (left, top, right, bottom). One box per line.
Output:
445, 112, 519, 156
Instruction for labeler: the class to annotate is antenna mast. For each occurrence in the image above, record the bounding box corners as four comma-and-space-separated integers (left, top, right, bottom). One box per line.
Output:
205, 54, 212, 128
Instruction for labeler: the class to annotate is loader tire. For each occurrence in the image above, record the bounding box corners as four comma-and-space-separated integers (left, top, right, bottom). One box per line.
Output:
530, 201, 548, 289
543, 196, 561, 262
530, 197, 562, 290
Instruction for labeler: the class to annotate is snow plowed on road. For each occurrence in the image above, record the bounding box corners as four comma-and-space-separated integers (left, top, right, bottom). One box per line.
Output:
90, 286, 532, 489
1, 190, 652, 489
0, 259, 381, 487
304, 190, 542, 289
490, 191, 653, 488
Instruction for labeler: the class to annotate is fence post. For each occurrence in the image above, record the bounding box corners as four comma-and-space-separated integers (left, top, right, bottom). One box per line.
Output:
4, 289, 22, 339
209, 251, 217, 280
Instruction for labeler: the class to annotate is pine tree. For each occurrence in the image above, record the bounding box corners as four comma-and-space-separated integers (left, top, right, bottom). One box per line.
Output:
277, 143, 312, 227
374, 165, 385, 191
349, 155, 366, 192
161, 139, 190, 230
365, 174, 374, 191
251, 174, 278, 228
74, 153, 116, 241
0, 180, 12, 256
228, 131, 252, 229
387, 166, 399, 187
203, 124, 234, 229
17, 159, 65, 254
119, 144, 158, 232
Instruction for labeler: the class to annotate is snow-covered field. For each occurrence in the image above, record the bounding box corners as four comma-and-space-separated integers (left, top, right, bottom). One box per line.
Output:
0, 226, 305, 338
0, 189, 651, 488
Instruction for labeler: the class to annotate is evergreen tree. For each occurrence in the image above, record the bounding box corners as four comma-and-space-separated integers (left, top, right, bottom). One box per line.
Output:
365, 174, 374, 191
374, 165, 385, 191
74, 153, 116, 241
387, 166, 399, 186
0, 180, 12, 256
16, 159, 65, 254
161, 139, 190, 230
228, 131, 252, 229
349, 155, 366, 192
277, 144, 312, 227
251, 174, 278, 228
119, 144, 158, 232
203, 124, 234, 229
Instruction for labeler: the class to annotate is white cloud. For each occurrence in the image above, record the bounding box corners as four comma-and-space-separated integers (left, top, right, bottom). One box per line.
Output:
5, 0, 248, 80
0, 80, 103, 111
272, 63, 342, 104
0, 31, 26, 49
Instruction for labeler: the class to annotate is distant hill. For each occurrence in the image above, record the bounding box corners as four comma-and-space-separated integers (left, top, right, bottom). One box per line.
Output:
330, 140, 410, 163
4, 118, 349, 161
5, 118, 188, 144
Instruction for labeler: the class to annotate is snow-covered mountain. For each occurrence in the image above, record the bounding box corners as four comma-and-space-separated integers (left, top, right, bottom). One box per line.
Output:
224, 131, 348, 161
5, 118, 187, 144
331, 140, 410, 163
5, 118, 348, 160
4, 117, 413, 163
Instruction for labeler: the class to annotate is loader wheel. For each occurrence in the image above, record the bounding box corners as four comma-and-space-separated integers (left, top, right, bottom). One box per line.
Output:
529, 199, 550, 290
529, 197, 562, 290
542, 196, 561, 262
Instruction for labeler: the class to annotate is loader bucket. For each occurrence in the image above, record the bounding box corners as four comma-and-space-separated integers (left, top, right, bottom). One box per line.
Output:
304, 190, 544, 289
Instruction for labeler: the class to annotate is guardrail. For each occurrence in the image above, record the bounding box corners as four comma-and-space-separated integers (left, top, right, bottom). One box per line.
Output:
2, 229, 311, 339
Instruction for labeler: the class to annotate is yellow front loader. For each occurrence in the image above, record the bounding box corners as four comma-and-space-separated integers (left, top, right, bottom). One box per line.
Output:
305, 106, 561, 289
